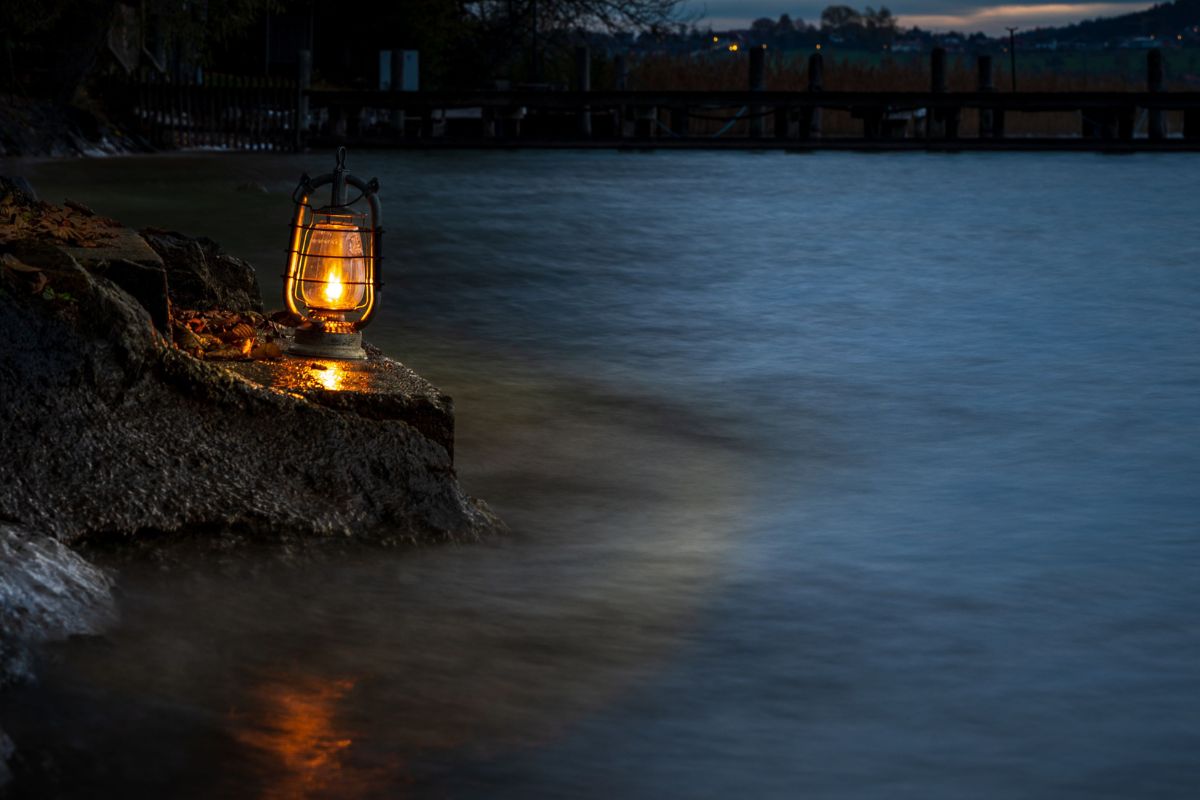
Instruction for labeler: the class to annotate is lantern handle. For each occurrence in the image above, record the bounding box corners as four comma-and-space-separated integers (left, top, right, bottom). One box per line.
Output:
283, 179, 311, 318
344, 174, 383, 332
292, 172, 314, 205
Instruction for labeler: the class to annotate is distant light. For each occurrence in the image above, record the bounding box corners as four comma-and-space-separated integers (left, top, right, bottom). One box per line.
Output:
729, 43, 739, 52
815, 44, 822, 50
761, 44, 768, 50
713, 35, 719, 42
1179, 34, 1184, 40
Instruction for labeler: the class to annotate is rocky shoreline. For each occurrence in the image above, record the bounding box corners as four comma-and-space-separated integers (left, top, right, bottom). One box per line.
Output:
0, 176, 503, 783
0, 95, 145, 159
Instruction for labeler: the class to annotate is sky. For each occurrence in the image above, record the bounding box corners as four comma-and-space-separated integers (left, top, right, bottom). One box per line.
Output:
689, 0, 1157, 35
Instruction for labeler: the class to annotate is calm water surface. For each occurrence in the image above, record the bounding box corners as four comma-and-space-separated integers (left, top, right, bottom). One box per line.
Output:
4, 151, 1199, 798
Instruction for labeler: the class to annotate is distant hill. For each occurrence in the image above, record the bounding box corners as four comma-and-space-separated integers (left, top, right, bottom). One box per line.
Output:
1024, 0, 1200, 43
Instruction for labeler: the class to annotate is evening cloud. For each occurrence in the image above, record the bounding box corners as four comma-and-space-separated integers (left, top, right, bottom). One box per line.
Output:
688, 0, 1156, 33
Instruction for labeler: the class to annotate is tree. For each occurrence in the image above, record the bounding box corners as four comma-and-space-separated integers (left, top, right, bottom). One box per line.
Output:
467, 0, 685, 82
1, 0, 281, 98
751, 17, 777, 37
777, 14, 797, 33
820, 5, 862, 31
861, 5, 897, 44
473, 0, 684, 36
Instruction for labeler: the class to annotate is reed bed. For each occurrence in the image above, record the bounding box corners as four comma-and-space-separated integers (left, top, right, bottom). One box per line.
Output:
607, 51, 1195, 138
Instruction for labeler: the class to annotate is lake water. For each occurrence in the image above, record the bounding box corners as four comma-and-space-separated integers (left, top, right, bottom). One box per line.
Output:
3, 151, 1199, 798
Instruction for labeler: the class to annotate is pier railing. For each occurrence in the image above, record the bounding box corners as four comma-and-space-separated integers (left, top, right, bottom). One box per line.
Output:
119, 47, 1200, 151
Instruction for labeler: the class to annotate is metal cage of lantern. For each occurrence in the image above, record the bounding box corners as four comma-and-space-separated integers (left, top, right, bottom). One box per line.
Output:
291, 208, 372, 321
282, 147, 383, 359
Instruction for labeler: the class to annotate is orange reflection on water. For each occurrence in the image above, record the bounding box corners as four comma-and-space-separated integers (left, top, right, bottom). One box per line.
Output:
233, 675, 361, 798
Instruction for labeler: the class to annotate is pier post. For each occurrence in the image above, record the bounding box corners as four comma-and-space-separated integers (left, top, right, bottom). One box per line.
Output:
233, 76, 246, 149
295, 49, 311, 150
333, 103, 348, 141
1118, 108, 1135, 141
775, 104, 794, 140
977, 55, 995, 138
931, 46, 947, 93
802, 52, 823, 140
169, 71, 182, 148
615, 55, 631, 138
929, 47, 945, 140
1085, 108, 1118, 140
1186, 108, 1200, 140
390, 49, 407, 137
928, 48, 957, 139
575, 46, 591, 138
1147, 48, 1164, 141
749, 46, 766, 138
670, 106, 689, 138
634, 106, 657, 139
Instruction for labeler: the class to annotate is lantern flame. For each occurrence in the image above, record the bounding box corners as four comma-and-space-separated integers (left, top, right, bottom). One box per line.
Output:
323, 273, 344, 305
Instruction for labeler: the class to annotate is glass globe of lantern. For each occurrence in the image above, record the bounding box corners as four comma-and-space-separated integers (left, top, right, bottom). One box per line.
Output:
298, 211, 369, 314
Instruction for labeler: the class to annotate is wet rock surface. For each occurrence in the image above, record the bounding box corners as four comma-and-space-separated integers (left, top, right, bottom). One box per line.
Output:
228, 346, 457, 461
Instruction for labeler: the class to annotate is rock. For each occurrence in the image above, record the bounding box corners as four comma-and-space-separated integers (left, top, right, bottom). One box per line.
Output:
139, 228, 263, 313
0, 728, 12, 788
235, 181, 269, 194
227, 346, 457, 461
63, 198, 95, 216
0, 96, 142, 158
55, 225, 162, 271
4, 176, 37, 203
0, 523, 115, 653
0, 522, 115, 787
0, 193, 501, 546
97, 258, 170, 333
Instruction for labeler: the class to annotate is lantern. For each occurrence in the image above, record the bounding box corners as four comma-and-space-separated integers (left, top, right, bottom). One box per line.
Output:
283, 147, 382, 359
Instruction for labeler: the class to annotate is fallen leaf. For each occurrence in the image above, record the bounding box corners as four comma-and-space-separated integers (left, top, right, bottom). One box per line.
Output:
251, 341, 284, 360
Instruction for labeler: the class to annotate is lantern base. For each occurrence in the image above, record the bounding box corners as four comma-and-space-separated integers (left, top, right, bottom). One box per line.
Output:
288, 327, 366, 360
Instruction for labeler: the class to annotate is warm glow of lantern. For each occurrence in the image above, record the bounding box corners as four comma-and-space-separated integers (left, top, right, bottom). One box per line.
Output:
299, 217, 367, 312
324, 274, 344, 305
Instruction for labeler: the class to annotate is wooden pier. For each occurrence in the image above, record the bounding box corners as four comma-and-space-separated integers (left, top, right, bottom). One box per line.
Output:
121, 47, 1200, 152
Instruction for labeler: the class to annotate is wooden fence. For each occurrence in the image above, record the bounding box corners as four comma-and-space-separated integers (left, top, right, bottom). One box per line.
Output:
125, 68, 299, 150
